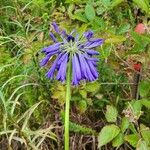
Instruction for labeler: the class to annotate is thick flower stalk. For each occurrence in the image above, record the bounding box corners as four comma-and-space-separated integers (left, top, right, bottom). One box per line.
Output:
40, 22, 103, 150
40, 22, 103, 85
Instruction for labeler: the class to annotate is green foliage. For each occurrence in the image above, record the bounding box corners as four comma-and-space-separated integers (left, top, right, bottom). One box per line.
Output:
0, 0, 150, 149
98, 124, 120, 148
69, 122, 97, 135
105, 105, 118, 122
124, 134, 139, 147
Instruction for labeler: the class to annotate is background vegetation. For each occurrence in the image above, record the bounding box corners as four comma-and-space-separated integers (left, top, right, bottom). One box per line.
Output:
0, 0, 150, 149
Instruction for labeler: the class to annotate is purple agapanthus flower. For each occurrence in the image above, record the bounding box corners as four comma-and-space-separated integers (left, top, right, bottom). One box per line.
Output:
40, 22, 103, 85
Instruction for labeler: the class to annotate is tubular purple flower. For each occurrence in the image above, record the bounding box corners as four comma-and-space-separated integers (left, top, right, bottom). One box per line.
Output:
57, 54, 68, 81
86, 49, 99, 55
42, 43, 61, 53
50, 32, 57, 43
46, 53, 62, 79
72, 54, 81, 80
84, 38, 103, 49
87, 60, 99, 79
52, 22, 60, 33
40, 22, 103, 84
84, 30, 93, 40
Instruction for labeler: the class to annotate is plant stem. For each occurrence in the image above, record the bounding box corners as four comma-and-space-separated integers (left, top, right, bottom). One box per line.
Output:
65, 59, 71, 150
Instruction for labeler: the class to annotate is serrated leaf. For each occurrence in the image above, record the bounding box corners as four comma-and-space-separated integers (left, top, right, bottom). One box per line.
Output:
112, 133, 124, 147
85, 4, 95, 21
85, 82, 100, 93
79, 90, 87, 99
121, 117, 130, 133
105, 105, 118, 122
136, 140, 149, 150
124, 134, 139, 147
98, 124, 120, 148
140, 124, 150, 144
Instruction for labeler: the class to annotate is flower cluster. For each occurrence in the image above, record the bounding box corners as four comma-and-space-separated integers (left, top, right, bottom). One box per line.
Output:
40, 22, 103, 85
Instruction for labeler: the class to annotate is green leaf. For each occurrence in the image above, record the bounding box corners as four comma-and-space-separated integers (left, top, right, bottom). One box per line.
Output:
116, 24, 130, 35
132, 0, 149, 13
105, 105, 118, 122
112, 133, 124, 147
132, 100, 142, 115
121, 117, 130, 133
124, 134, 139, 147
139, 80, 150, 97
140, 99, 150, 108
98, 124, 120, 148
79, 90, 87, 99
85, 82, 100, 93
136, 140, 149, 150
77, 100, 87, 114
131, 31, 143, 44
140, 124, 150, 144
73, 11, 88, 23
105, 35, 126, 43
111, 0, 124, 8
85, 4, 95, 21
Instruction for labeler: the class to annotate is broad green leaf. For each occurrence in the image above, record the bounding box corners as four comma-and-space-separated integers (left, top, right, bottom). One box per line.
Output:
112, 133, 124, 147
140, 124, 150, 144
131, 31, 142, 44
132, 0, 149, 13
73, 12, 88, 23
136, 140, 149, 150
98, 124, 120, 148
85, 4, 95, 21
105, 105, 118, 122
140, 99, 150, 108
139, 80, 150, 97
121, 117, 130, 133
124, 134, 139, 147
116, 24, 130, 34
132, 100, 142, 115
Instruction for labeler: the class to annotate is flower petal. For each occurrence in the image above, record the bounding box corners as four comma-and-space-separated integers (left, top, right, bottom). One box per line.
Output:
87, 60, 98, 79
56, 54, 68, 81
84, 30, 93, 40
46, 54, 62, 79
49, 32, 57, 43
86, 49, 99, 55
52, 22, 60, 33
72, 54, 81, 80
42, 43, 61, 53
84, 38, 103, 49
40, 53, 51, 66
78, 53, 88, 79
57, 52, 68, 65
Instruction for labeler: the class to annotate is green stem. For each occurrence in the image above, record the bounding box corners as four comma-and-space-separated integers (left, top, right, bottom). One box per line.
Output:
65, 59, 71, 150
